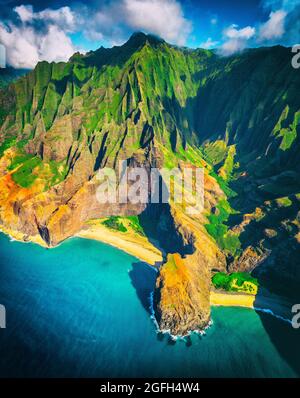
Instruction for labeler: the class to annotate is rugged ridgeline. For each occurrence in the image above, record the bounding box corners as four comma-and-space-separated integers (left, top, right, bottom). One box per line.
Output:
0, 32, 299, 335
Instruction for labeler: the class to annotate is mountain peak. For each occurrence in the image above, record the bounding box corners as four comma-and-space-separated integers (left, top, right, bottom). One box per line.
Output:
126, 31, 165, 47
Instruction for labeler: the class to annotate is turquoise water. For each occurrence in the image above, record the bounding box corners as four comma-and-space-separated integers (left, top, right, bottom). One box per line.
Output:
0, 232, 299, 378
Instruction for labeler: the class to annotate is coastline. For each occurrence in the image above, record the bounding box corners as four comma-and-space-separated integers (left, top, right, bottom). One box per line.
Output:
211, 291, 255, 308
211, 289, 293, 323
0, 223, 293, 324
77, 222, 164, 267
0, 224, 48, 247
76, 225, 295, 324
78, 224, 293, 323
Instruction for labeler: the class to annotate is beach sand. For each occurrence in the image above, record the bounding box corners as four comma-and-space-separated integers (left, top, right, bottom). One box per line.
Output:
210, 289, 293, 322
210, 291, 255, 308
77, 222, 164, 267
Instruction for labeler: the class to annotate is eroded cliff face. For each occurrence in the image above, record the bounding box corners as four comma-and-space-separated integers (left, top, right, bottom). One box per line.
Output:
0, 33, 299, 334
136, 168, 227, 335
0, 148, 149, 245
155, 252, 211, 336
154, 198, 226, 336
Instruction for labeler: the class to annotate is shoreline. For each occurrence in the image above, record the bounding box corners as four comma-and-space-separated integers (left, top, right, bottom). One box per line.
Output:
77, 223, 164, 267
211, 291, 255, 308
0, 224, 48, 247
0, 224, 293, 324
210, 290, 293, 323
77, 225, 294, 324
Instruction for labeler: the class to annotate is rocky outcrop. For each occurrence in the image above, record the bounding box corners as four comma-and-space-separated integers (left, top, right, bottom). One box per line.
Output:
155, 252, 211, 336
229, 246, 270, 274
153, 178, 226, 335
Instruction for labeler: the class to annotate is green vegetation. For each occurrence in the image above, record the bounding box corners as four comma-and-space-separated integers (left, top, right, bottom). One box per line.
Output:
102, 216, 128, 233
0, 68, 28, 89
7, 152, 33, 171
0, 138, 16, 157
218, 145, 238, 181
201, 140, 238, 197
101, 215, 145, 235
212, 272, 259, 295
202, 140, 241, 256
42, 82, 62, 130
203, 140, 227, 166
126, 216, 145, 235
276, 196, 292, 207
0, 35, 299, 277
205, 199, 241, 256
46, 160, 68, 189
11, 156, 42, 188
9, 152, 67, 189
273, 107, 299, 151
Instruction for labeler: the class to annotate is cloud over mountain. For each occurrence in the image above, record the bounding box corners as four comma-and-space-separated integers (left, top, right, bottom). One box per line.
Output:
219, 24, 256, 56
0, 0, 192, 68
0, 0, 299, 67
0, 4, 76, 68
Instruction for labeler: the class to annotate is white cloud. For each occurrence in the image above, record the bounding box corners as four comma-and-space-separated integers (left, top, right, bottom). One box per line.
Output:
262, 0, 300, 12
1, 0, 193, 68
258, 10, 287, 41
220, 38, 248, 56
15, 5, 34, 23
39, 25, 77, 63
76, 0, 192, 47
77, 5, 120, 43
15, 4, 76, 32
224, 24, 256, 40
199, 37, 219, 49
0, 23, 40, 68
0, 6, 76, 68
121, 0, 192, 45
38, 7, 76, 33
219, 24, 255, 56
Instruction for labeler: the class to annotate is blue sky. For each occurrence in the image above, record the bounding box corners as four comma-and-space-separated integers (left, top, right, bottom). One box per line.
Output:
0, 0, 299, 68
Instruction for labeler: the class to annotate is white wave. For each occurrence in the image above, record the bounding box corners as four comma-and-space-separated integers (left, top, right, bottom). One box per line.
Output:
253, 306, 292, 325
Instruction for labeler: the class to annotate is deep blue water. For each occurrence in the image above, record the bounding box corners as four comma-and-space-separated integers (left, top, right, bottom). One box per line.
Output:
0, 232, 299, 378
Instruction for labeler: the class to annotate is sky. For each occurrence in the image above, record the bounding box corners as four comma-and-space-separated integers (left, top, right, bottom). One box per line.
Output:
0, 0, 299, 68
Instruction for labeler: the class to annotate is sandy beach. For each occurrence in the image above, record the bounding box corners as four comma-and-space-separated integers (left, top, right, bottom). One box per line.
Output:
77, 222, 164, 267
210, 291, 255, 308
210, 289, 293, 322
